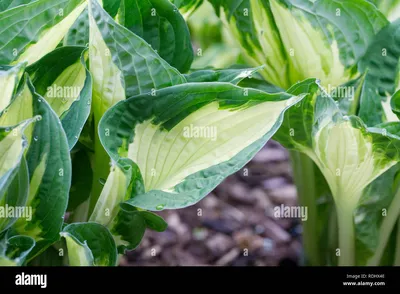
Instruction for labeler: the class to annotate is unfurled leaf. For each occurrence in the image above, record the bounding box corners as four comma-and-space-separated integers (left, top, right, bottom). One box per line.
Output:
275, 79, 400, 265
99, 82, 305, 210
0, 234, 35, 266
277, 80, 400, 205
111, 207, 167, 252
27, 46, 92, 149
61, 222, 118, 266
89, 158, 142, 226
89, 157, 165, 251
211, 0, 387, 90
0, 0, 87, 65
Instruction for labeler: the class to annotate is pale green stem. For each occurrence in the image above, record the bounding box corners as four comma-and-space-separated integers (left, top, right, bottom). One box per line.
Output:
367, 187, 400, 266
336, 202, 356, 266
289, 151, 321, 266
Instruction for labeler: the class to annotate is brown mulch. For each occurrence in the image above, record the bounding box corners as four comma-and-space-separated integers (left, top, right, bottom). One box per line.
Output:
121, 141, 303, 266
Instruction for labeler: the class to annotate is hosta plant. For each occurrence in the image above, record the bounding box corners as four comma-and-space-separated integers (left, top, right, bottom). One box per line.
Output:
0, 0, 312, 266
208, 0, 400, 266
0, 0, 399, 267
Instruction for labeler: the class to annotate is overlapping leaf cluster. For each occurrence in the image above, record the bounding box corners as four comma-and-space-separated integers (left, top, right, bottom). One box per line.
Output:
1, 0, 399, 267
208, 0, 400, 265
0, 0, 313, 266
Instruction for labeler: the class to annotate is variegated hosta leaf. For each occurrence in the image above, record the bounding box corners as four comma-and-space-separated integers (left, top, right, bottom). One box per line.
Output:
89, 158, 167, 252
184, 66, 264, 84
111, 205, 167, 252
0, 119, 33, 193
99, 82, 305, 211
0, 234, 35, 266
117, 0, 194, 73
0, 157, 29, 233
27, 46, 92, 149
0, 0, 87, 65
0, 63, 25, 112
275, 79, 400, 207
88, 0, 186, 207
211, 0, 387, 90
61, 222, 118, 266
89, 159, 140, 226
275, 79, 400, 265
0, 77, 71, 260
0, 120, 33, 233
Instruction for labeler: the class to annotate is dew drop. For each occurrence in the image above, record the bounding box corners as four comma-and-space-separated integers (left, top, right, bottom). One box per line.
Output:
155, 204, 165, 210
99, 178, 106, 185
33, 136, 38, 142
38, 98, 42, 102
36, 115, 42, 122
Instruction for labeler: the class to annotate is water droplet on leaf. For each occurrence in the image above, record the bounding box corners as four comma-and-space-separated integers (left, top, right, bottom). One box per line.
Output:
156, 204, 165, 210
